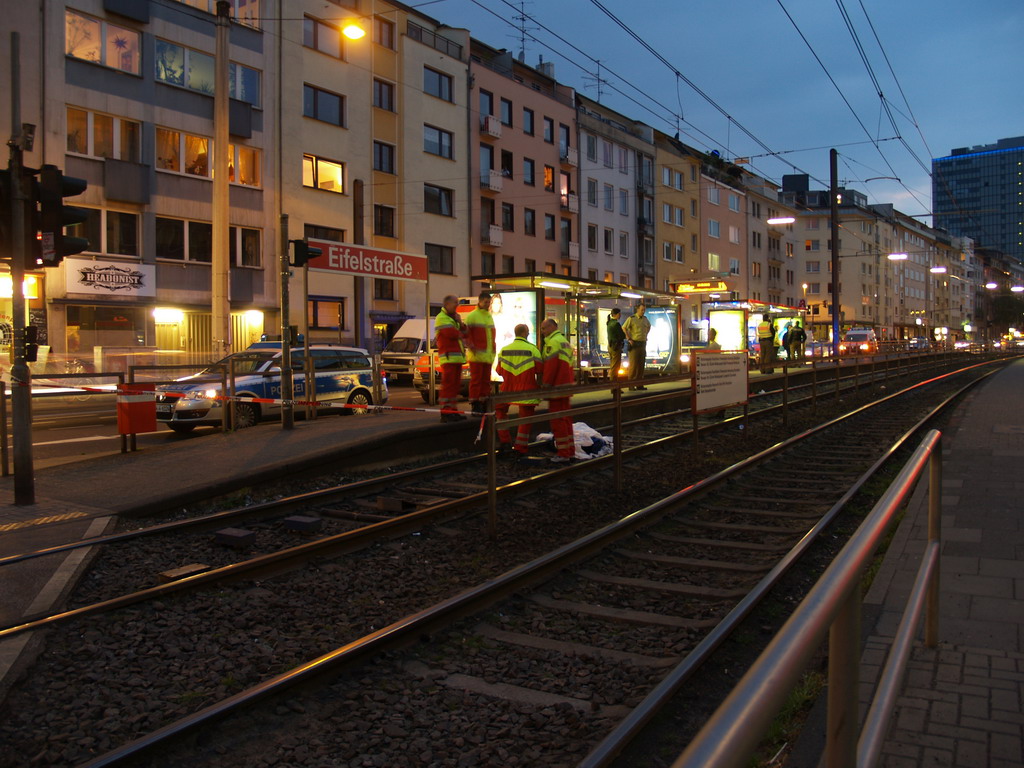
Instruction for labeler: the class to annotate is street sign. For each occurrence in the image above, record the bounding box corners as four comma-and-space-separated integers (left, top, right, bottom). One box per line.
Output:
670, 279, 729, 294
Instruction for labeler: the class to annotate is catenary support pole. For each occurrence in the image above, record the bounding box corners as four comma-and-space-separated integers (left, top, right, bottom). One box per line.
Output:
211, 1, 231, 360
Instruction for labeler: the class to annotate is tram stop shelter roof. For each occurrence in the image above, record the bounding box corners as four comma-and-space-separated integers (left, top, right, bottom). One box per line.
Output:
471, 272, 678, 305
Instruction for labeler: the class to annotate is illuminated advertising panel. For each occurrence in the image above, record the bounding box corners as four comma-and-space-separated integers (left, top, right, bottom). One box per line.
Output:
708, 309, 747, 352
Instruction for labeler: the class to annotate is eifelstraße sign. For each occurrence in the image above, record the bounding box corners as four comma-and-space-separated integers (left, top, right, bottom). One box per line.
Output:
306, 241, 428, 283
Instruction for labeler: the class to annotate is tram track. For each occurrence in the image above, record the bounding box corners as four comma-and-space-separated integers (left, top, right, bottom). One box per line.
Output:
0, 356, 1006, 767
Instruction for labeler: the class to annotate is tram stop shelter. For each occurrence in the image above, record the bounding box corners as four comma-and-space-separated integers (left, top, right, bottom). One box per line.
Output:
472, 273, 683, 381
701, 297, 808, 361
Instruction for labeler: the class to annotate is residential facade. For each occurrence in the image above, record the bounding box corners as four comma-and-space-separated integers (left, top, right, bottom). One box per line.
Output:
469, 44, 577, 284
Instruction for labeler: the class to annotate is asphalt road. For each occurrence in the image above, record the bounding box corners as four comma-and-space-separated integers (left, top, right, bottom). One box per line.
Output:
6, 384, 431, 470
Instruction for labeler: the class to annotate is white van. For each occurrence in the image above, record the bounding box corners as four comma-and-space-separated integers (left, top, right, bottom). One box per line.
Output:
381, 319, 432, 382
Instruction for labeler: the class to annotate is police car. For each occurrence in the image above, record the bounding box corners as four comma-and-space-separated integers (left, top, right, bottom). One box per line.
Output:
156, 342, 386, 432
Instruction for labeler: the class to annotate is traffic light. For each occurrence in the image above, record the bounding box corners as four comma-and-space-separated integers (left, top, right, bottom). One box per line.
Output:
37, 164, 89, 267
290, 239, 322, 268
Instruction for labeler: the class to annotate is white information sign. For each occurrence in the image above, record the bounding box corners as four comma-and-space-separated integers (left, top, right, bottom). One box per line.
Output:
692, 351, 748, 413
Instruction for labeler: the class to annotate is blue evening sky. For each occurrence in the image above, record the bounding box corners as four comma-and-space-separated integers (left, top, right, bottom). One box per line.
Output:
419, 0, 1024, 223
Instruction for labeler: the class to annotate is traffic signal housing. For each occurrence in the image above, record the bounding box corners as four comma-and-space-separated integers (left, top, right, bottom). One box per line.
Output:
290, 239, 322, 268
37, 164, 89, 267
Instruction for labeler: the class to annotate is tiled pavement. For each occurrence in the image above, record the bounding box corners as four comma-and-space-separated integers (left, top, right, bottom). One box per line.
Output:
861, 358, 1024, 767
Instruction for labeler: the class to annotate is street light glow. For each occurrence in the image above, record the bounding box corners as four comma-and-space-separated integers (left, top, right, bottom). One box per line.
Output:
929, 266, 947, 274
766, 217, 795, 225
985, 282, 998, 289
1012, 286, 1024, 293
342, 23, 366, 39
887, 252, 909, 260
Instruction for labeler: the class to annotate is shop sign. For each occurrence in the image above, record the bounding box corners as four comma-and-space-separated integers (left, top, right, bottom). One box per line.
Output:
66, 258, 156, 298
307, 241, 428, 283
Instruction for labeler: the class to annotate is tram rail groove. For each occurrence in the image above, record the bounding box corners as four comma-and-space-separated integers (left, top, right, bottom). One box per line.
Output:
66, 361, 1000, 768
0, 355, 1004, 641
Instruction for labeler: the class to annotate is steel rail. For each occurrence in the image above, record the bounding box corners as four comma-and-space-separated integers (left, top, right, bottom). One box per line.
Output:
78, 364, 996, 768
0, 356, 1000, 637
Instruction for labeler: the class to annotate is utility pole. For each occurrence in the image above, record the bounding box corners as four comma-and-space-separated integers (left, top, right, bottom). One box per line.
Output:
279, 214, 293, 429
8, 32, 34, 504
830, 148, 841, 359
211, 0, 231, 360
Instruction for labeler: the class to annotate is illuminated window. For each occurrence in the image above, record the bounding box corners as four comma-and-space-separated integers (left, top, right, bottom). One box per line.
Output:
303, 154, 344, 193
66, 107, 140, 162
65, 10, 140, 75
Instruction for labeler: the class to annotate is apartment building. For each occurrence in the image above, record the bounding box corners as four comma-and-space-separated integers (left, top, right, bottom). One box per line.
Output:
699, 161, 747, 304
468, 43, 577, 283
575, 94, 654, 288
743, 173, 799, 308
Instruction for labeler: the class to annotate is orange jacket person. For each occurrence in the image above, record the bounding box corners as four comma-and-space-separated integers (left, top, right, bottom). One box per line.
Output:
434, 295, 466, 422
540, 318, 575, 463
495, 324, 541, 457
464, 291, 496, 414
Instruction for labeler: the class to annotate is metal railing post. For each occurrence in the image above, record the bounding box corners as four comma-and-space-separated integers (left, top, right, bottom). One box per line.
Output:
926, 434, 942, 648
835, 357, 841, 400
119, 372, 129, 453
0, 381, 8, 476
811, 358, 818, 408
826, 587, 861, 768
613, 383, 623, 493
782, 361, 789, 427
486, 404, 497, 542
227, 360, 236, 431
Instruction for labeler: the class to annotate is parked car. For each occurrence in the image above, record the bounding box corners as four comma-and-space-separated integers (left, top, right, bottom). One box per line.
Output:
381, 319, 431, 383
908, 336, 931, 350
838, 328, 879, 355
156, 342, 386, 432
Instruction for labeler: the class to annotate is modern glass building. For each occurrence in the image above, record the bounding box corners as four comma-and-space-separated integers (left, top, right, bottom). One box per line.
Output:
932, 136, 1024, 263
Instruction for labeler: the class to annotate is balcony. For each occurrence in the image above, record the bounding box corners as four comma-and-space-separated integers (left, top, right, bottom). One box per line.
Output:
564, 241, 580, 261
559, 145, 578, 167
480, 169, 503, 193
560, 192, 579, 213
637, 216, 655, 236
482, 224, 503, 247
481, 114, 502, 139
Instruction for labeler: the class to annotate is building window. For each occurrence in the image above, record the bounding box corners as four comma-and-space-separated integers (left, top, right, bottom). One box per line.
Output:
155, 217, 214, 262
618, 147, 629, 174
424, 184, 453, 216
308, 296, 346, 331
707, 187, 720, 204
302, 154, 344, 193
544, 214, 555, 241
663, 203, 672, 223
587, 178, 598, 206
619, 232, 628, 257
373, 79, 395, 111
524, 209, 536, 236
729, 225, 741, 244
374, 279, 395, 300
373, 141, 396, 173
585, 134, 597, 162
604, 228, 613, 254
229, 226, 262, 267
304, 84, 344, 126
500, 98, 513, 126
67, 208, 137, 257
603, 184, 614, 211
620, 189, 629, 216
728, 193, 740, 212
424, 67, 453, 102
587, 224, 598, 251
66, 107, 141, 162
305, 223, 346, 243
523, 158, 535, 185
479, 89, 493, 116
751, 261, 761, 278
807, 261, 820, 272
708, 252, 720, 272
543, 165, 555, 192
155, 128, 207, 175
501, 150, 514, 179
373, 205, 395, 237
65, 10, 141, 75
424, 125, 453, 158
602, 140, 614, 168
501, 202, 514, 232
691, 199, 697, 217
521, 108, 535, 136
663, 242, 672, 261
691, 233, 698, 252
374, 16, 395, 48
675, 244, 683, 263
425, 243, 454, 274
729, 257, 740, 275
304, 16, 342, 58
154, 39, 261, 106
708, 219, 720, 238
481, 252, 495, 275
542, 117, 554, 143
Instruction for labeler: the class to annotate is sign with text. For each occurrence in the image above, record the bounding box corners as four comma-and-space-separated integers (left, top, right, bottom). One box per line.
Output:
65, 258, 156, 297
307, 241, 428, 283
670, 279, 729, 294
691, 350, 748, 413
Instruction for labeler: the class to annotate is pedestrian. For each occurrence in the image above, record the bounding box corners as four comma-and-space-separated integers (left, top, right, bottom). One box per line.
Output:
781, 323, 792, 361
464, 291, 496, 414
434, 295, 467, 422
622, 303, 651, 390
788, 321, 806, 362
606, 307, 626, 381
707, 327, 721, 351
757, 315, 774, 373
539, 318, 575, 463
495, 324, 541, 457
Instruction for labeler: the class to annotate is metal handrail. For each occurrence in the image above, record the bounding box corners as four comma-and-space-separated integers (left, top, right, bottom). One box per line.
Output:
672, 429, 942, 768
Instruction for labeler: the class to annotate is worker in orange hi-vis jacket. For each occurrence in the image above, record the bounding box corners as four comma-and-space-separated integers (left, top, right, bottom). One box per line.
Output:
434, 294, 467, 422
539, 317, 575, 463
495, 324, 541, 457
463, 291, 496, 414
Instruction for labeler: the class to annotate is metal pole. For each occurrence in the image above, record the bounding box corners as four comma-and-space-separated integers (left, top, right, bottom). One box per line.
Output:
303, 263, 312, 419
487, 408, 497, 541
782, 361, 789, 428
8, 32, 34, 504
279, 214, 293, 429
211, 1, 231, 360
613, 383, 622, 493
830, 148, 841, 361
926, 434, 942, 648
825, 587, 860, 768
